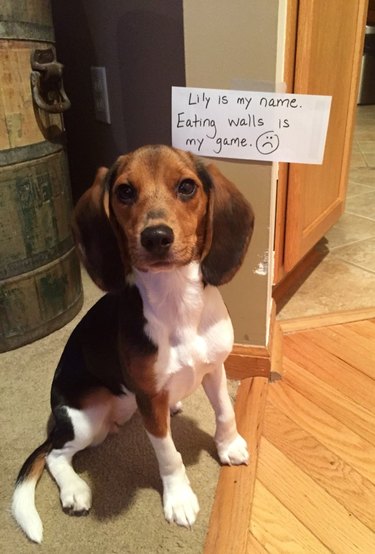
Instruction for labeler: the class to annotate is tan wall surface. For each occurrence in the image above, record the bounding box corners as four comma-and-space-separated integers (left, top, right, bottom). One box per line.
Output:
183, 0, 280, 346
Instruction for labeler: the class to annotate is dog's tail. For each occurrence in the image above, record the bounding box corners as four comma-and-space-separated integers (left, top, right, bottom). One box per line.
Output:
11, 439, 52, 543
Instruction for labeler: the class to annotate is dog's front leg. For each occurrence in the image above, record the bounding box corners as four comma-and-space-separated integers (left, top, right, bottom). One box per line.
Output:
203, 363, 249, 465
137, 391, 199, 527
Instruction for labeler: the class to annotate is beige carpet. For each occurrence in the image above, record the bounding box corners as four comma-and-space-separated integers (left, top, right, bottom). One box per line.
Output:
0, 270, 228, 553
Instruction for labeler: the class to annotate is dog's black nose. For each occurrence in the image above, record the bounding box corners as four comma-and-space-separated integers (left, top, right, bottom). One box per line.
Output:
141, 225, 174, 254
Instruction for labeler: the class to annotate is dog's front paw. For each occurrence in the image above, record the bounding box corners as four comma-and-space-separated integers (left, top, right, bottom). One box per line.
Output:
170, 401, 183, 416
60, 478, 92, 516
163, 480, 200, 528
217, 434, 249, 466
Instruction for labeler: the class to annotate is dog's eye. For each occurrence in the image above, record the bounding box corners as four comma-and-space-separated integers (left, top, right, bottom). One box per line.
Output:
116, 183, 137, 205
177, 179, 197, 200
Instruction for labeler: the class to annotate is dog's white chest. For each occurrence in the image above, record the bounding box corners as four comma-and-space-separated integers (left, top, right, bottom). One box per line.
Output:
134, 263, 234, 404
164, 312, 233, 404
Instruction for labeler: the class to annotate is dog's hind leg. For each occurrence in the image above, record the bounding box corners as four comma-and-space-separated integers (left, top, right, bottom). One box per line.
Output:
47, 409, 93, 515
47, 397, 113, 515
47, 389, 137, 516
11, 403, 93, 542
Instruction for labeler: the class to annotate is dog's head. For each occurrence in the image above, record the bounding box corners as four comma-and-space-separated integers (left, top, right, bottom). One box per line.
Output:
73, 145, 254, 290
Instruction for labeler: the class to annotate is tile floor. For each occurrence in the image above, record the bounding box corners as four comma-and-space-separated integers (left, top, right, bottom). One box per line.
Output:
277, 105, 375, 320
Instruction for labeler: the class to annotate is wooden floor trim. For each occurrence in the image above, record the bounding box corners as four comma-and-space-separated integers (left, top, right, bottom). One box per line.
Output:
225, 302, 283, 380
279, 306, 375, 334
204, 377, 269, 554
225, 347, 270, 380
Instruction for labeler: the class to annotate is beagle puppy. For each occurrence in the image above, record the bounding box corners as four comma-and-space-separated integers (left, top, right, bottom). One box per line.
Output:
12, 145, 254, 543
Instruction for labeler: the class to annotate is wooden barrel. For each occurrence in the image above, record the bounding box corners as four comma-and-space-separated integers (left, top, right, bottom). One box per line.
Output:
0, 1, 83, 352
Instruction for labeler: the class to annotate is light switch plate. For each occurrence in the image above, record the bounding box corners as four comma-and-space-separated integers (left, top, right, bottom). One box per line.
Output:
90, 66, 111, 124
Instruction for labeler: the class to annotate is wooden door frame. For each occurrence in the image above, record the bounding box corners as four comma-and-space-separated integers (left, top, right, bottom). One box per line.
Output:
274, 0, 299, 284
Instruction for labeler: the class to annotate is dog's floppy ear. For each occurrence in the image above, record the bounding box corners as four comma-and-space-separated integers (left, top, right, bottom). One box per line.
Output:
72, 166, 126, 292
199, 163, 254, 286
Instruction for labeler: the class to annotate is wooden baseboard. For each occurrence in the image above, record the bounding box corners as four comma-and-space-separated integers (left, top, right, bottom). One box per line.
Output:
279, 306, 375, 334
204, 377, 269, 554
225, 345, 270, 379
225, 307, 283, 380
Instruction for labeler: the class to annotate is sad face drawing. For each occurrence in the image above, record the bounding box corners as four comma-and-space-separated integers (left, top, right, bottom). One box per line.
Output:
256, 131, 280, 155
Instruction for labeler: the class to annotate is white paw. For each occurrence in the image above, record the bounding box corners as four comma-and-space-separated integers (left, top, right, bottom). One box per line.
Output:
60, 479, 92, 515
170, 401, 183, 416
163, 482, 200, 527
217, 434, 249, 466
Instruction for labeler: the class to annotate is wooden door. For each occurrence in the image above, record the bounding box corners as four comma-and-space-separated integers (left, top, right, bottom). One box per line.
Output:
281, 0, 368, 274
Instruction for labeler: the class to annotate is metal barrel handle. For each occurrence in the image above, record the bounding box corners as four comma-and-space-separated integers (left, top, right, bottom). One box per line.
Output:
30, 47, 71, 113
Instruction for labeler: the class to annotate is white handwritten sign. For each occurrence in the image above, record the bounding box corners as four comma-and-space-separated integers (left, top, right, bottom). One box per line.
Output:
172, 86, 332, 164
